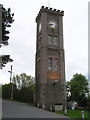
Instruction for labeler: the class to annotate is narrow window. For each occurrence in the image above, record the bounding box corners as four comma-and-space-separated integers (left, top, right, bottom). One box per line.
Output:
53, 37, 57, 45
48, 35, 52, 45
48, 58, 52, 70
54, 58, 58, 71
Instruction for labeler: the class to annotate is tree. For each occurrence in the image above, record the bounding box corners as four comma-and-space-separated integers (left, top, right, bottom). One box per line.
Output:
0, 55, 13, 69
1, 5, 14, 46
67, 73, 89, 107
88, 95, 90, 111
13, 73, 35, 103
2, 73, 35, 103
0, 5, 14, 69
2, 83, 17, 99
13, 73, 35, 89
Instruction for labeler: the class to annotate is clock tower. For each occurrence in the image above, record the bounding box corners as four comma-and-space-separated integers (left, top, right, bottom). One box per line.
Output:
35, 6, 67, 111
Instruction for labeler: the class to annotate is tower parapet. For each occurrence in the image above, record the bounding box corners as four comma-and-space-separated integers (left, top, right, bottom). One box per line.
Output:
36, 6, 64, 22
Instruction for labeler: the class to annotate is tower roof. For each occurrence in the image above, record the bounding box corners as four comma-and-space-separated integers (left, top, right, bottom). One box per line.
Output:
36, 6, 64, 22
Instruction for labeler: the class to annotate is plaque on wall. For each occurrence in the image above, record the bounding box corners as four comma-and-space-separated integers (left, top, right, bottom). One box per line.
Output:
54, 104, 63, 111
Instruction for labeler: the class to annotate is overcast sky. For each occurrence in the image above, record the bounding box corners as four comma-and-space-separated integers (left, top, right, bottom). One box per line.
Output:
0, 0, 88, 84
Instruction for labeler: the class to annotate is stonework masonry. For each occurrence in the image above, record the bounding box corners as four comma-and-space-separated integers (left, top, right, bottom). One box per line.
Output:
35, 6, 67, 111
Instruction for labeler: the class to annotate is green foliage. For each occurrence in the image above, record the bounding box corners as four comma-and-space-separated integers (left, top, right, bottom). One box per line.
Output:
13, 73, 35, 89
0, 55, 13, 69
67, 73, 89, 107
2, 83, 11, 99
1, 6, 14, 46
0, 5, 14, 69
2, 73, 35, 103
88, 95, 90, 111
0, 84, 2, 97
14, 86, 34, 103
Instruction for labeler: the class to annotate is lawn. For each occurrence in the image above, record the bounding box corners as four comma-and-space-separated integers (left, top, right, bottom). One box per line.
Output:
56, 109, 90, 119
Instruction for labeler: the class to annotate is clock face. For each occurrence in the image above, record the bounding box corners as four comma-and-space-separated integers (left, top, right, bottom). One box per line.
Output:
49, 21, 56, 29
39, 23, 41, 32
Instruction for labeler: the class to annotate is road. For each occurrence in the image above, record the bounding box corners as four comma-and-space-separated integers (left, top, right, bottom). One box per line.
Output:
2, 99, 69, 118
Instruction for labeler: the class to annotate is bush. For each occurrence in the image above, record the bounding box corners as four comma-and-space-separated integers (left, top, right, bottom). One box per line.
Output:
2, 83, 34, 103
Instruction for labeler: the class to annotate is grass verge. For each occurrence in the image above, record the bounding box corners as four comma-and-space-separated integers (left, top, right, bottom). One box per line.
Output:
56, 109, 90, 119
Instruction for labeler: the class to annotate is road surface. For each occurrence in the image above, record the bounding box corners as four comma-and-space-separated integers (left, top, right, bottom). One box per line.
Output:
2, 99, 69, 118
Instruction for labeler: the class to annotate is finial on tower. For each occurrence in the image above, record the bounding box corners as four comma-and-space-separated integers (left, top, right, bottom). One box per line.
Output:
48, 0, 50, 8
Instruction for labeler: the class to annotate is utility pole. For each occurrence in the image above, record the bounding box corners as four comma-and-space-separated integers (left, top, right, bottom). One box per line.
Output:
8, 65, 13, 100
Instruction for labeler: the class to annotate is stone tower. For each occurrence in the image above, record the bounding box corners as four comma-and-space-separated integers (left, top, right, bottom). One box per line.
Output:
35, 6, 67, 111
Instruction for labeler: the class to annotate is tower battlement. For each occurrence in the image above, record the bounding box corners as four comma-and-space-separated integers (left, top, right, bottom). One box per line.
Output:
36, 6, 64, 22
